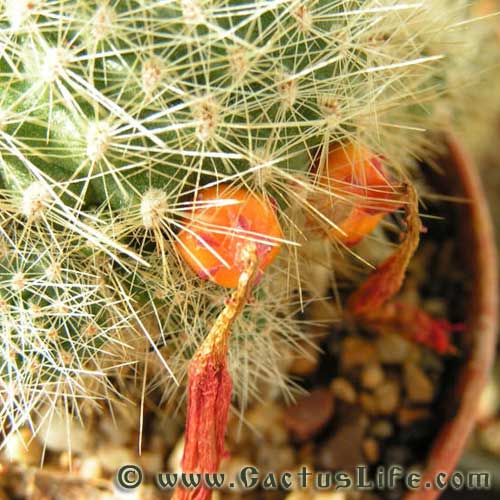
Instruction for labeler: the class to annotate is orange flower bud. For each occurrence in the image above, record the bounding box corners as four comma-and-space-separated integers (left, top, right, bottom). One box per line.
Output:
311, 143, 402, 245
177, 185, 283, 287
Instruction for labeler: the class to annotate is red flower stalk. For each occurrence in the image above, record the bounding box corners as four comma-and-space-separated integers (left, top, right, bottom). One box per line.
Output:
173, 244, 262, 500
347, 184, 459, 354
371, 301, 461, 354
347, 184, 421, 317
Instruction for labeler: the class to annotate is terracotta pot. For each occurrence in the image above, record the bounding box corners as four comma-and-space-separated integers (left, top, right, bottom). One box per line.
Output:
405, 133, 498, 499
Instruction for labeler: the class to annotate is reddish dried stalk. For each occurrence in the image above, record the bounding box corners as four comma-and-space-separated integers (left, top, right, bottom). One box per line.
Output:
368, 301, 460, 354
347, 184, 421, 316
173, 245, 259, 500
348, 185, 457, 353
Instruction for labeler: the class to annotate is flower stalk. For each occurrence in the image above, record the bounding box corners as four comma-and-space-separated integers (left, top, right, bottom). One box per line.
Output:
347, 184, 458, 353
173, 245, 259, 500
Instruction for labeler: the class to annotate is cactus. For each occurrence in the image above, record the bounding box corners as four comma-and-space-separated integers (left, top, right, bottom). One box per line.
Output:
0, 0, 495, 446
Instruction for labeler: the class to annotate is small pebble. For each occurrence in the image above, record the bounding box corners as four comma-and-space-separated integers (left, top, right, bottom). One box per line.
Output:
139, 451, 164, 476
423, 298, 447, 316
284, 388, 334, 442
59, 451, 72, 468
139, 485, 167, 500
289, 343, 320, 377
374, 380, 400, 415
246, 402, 283, 438
32, 474, 116, 500
99, 415, 134, 446
4, 428, 42, 466
398, 407, 431, 426
330, 377, 357, 404
79, 456, 102, 480
420, 349, 445, 375
219, 456, 255, 491
241, 402, 290, 445
0, 464, 30, 499
477, 378, 499, 422
317, 412, 368, 474
359, 392, 378, 415
478, 420, 500, 457
97, 445, 136, 473
370, 420, 394, 439
38, 413, 91, 453
360, 363, 384, 390
257, 445, 295, 474
384, 444, 413, 466
273, 424, 291, 446
297, 443, 314, 465
340, 337, 377, 370
284, 492, 310, 500
168, 436, 184, 473
362, 437, 380, 464
313, 493, 347, 500
376, 334, 410, 364
111, 483, 153, 500
404, 363, 435, 403
407, 344, 422, 364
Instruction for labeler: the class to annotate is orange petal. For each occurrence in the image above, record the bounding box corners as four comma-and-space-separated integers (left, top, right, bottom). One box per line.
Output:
334, 209, 384, 246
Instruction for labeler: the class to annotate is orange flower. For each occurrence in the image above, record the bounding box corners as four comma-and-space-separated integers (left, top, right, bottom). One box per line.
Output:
177, 185, 283, 287
312, 143, 402, 245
